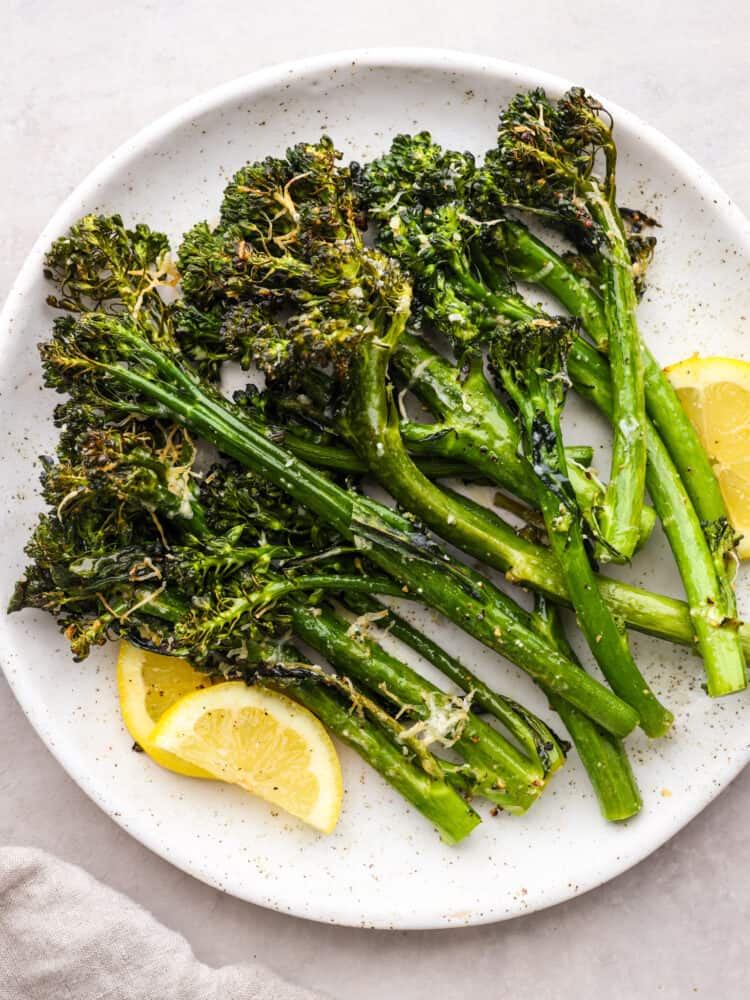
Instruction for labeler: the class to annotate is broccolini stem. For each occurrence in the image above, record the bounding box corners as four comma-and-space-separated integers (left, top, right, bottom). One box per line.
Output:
453, 244, 646, 561
279, 428, 477, 479
493, 223, 746, 695
443, 485, 745, 658
567, 458, 656, 556
501, 219, 734, 564
498, 219, 736, 529
641, 349, 733, 540
395, 336, 539, 500
340, 591, 568, 777
262, 676, 481, 844
246, 573, 412, 608
585, 199, 648, 560
531, 598, 642, 822
490, 327, 670, 735
332, 339, 639, 736
499, 219, 740, 579
395, 334, 656, 550
534, 474, 671, 736
285, 425, 594, 485
286, 599, 545, 812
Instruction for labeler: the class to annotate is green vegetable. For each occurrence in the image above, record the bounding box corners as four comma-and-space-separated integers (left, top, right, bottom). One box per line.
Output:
531, 598, 642, 822
341, 591, 569, 779
288, 600, 546, 811
489, 220, 746, 697
395, 333, 656, 551
488, 322, 671, 736
270, 677, 481, 844
485, 88, 648, 560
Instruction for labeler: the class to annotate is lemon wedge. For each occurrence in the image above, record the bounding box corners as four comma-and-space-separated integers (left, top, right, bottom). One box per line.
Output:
117, 643, 214, 778
665, 355, 750, 557
150, 681, 343, 833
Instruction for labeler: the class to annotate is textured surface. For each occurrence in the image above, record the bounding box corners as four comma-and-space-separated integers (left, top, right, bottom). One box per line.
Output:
0, 846, 324, 1000
2, 1, 750, 996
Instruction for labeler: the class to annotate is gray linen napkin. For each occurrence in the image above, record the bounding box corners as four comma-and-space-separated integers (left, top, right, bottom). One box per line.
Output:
0, 846, 326, 1000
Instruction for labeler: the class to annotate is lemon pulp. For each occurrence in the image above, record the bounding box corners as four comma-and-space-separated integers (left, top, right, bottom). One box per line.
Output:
150, 681, 343, 833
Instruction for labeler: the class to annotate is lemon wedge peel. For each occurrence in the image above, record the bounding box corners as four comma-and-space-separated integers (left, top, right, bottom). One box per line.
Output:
117, 643, 215, 778
665, 355, 750, 559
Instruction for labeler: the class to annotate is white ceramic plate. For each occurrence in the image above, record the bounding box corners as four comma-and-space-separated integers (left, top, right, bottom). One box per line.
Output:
2, 48, 750, 930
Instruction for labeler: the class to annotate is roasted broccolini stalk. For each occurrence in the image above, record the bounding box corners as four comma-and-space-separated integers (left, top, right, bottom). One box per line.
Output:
485, 87, 648, 561
489, 323, 671, 736
483, 219, 746, 696
530, 597, 642, 821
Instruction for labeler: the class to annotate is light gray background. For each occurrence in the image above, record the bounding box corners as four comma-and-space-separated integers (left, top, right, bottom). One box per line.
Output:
2, 2, 750, 997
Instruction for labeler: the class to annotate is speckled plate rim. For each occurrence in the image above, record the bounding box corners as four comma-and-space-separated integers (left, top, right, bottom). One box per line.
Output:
2, 47, 750, 929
